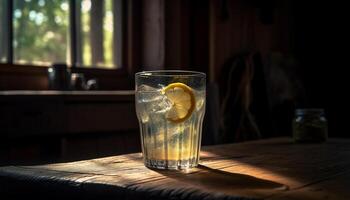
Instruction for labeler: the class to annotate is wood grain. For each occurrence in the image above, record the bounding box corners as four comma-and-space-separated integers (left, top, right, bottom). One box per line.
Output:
1, 138, 349, 200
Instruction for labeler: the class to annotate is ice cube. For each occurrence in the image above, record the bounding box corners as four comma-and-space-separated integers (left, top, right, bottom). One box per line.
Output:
154, 95, 173, 113
137, 84, 158, 91
136, 90, 173, 114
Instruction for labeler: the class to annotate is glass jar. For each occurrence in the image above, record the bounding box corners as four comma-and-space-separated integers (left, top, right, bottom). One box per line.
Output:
293, 109, 328, 143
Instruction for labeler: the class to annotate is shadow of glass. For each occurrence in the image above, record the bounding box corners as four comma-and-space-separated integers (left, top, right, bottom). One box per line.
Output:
152, 164, 288, 191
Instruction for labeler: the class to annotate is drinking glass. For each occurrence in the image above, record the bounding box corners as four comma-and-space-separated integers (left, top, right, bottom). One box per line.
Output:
135, 70, 206, 169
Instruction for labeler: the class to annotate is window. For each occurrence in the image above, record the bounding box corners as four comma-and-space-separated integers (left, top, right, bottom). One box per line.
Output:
13, 0, 69, 65
75, 0, 121, 68
0, 0, 122, 69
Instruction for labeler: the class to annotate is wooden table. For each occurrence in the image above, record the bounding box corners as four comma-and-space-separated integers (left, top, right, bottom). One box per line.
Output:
1, 137, 349, 200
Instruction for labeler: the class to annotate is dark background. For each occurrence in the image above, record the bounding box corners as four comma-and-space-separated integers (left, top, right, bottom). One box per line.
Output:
0, 0, 348, 165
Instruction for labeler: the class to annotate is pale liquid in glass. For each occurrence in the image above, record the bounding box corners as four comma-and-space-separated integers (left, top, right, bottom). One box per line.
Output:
136, 86, 205, 169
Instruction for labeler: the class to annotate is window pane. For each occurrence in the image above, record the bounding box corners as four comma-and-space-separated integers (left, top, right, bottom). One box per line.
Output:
0, 0, 9, 63
77, 0, 120, 69
13, 0, 69, 65
103, 0, 114, 67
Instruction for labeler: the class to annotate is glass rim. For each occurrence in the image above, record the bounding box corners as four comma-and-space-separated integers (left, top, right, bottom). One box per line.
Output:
295, 108, 325, 115
135, 70, 206, 78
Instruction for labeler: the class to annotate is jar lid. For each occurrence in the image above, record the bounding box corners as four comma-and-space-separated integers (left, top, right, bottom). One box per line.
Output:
295, 108, 325, 116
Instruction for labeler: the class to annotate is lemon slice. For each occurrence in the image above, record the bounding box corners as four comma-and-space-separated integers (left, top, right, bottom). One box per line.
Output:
162, 82, 195, 123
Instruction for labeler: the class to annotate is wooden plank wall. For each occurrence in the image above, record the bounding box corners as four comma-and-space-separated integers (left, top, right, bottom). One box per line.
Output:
210, 0, 293, 81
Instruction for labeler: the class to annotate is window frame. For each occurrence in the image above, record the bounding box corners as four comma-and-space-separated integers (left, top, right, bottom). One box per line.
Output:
0, 0, 140, 90
0, 0, 13, 63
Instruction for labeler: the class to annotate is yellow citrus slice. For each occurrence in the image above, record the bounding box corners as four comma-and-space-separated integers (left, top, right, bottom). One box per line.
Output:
162, 82, 195, 123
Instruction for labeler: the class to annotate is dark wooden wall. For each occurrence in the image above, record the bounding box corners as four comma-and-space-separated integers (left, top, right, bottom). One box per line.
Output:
292, 2, 348, 137
209, 0, 293, 81
0, 93, 139, 165
160, 0, 347, 138
155, 0, 294, 84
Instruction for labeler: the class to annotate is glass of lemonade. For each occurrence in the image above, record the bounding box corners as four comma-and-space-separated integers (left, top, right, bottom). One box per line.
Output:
135, 70, 206, 170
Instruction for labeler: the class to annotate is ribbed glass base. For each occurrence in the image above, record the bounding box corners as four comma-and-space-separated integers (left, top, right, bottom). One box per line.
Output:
144, 158, 198, 170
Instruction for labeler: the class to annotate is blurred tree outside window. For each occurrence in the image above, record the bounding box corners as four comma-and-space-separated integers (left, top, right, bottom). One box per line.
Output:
13, 0, 69, 65
1, 0, 121, 69
76, 0, 117, 68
